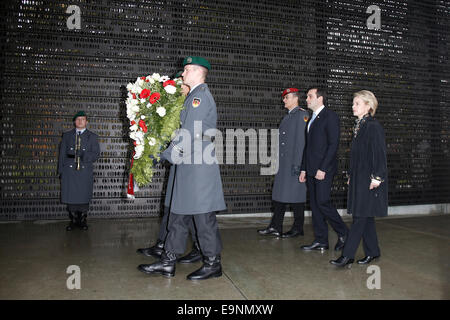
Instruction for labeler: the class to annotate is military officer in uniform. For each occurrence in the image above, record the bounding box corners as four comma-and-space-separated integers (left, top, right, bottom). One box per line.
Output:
58, 111, 100, 231
138, 57, 226, 280
137, 74, 202, 264
258, 88, 308, 238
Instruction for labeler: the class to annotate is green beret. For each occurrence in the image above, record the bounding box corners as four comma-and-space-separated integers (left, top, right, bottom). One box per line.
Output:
72, 111, 87, 121
183, 56, 211, 70
174, 70, 183, 78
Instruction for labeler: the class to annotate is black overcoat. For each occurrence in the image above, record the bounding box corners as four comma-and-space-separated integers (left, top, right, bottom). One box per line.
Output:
347, 116, 388, 217
58, 129, 100, 204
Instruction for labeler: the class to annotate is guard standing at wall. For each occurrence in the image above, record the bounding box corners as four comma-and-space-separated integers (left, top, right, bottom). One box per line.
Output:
58, 111, 100, 231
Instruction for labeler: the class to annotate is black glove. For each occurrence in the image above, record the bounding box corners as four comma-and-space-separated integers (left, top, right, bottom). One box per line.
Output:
149, 154, 159, 166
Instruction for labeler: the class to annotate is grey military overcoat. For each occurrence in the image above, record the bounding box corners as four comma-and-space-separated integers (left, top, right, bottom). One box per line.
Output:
58, 129, 100, 204
162, 83, 227, 215
272, 106, 308, 203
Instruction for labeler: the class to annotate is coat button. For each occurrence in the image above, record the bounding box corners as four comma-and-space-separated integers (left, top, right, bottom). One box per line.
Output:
69, 165, 73, 168
282, 132, 286, 134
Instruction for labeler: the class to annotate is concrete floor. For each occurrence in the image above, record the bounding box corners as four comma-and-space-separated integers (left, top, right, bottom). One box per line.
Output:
0, 213, 448, 300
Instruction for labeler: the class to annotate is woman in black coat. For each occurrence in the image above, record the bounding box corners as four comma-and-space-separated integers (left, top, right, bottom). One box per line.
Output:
330, 90, 388, 267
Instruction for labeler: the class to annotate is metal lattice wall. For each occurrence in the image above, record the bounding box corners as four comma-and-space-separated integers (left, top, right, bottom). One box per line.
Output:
1, 0, 449, 220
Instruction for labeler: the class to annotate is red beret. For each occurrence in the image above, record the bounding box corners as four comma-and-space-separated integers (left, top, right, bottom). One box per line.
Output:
282, 88, 299, 97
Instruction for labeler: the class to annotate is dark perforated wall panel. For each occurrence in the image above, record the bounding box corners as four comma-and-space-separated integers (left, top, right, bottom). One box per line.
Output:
1, 0, 449, 220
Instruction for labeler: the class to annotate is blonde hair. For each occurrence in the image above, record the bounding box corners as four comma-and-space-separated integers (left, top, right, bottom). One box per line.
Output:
353, 90, 378, 116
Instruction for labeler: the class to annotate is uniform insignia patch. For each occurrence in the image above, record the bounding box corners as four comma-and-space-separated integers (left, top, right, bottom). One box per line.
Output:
192, 98, 201, 108
304, 115, 309, 122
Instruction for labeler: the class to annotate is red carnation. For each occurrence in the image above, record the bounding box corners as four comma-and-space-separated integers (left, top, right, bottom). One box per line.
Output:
139, 89, 151, 99
140, 77, 146, 80
130, 120, 136, 125
132, 93, 136, 99
138, 119, 148, 133
149, 92, 161, 104
163, 80, 176, 87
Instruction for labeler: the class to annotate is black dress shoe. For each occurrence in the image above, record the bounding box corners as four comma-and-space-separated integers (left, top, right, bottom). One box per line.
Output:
178, 242, 202, 264
330, 256, 354, 268
334, 234, 347, 251
187, 256, 222, 280
281, 229, 304, 238
137, 239, 164, 258
357, 255, 380, 264
257, 227, 281, 237
137, 252, 176, 278
301, 242, 329, 251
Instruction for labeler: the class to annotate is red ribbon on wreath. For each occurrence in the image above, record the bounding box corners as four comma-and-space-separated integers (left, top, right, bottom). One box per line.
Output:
127, 152, 136, 199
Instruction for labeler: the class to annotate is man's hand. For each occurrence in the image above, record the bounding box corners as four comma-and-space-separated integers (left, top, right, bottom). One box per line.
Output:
369, 181, 381, 190
315, 169, 326, 180
299, 171, 306, 183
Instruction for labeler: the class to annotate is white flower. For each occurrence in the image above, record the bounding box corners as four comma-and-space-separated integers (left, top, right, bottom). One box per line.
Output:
140, 98, 146, 104
135, 144, 145, 153
146, 103, 152, 108
156, 107, 166, 117
130, 124, 138, 132
145, 76, 155, 84
135, 131, 145, 143
160, 75, 170, 82
151, 73, 161, 81
127, 112, 136, 121
129, 132, 137, 140
126, 83, 134, 91
140, 115, 146, 119
136, 78, 144, 87
131, 104, 140, 113
164, 85, 176, 95
148, 137, 156, 146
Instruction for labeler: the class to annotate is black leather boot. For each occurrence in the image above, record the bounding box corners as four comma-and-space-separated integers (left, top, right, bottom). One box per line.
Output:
187, 255, 222, 280
136, 239, 165, 258
74, 211, 82, 228
79, 212, 88, 230
178, 242, 202, 264
138, 251, 176, 278
66, 212, 75, 231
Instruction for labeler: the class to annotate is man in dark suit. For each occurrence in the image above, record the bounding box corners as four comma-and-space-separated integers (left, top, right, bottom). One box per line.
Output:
58, 111, 100, 231
299, 88, 348, 251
